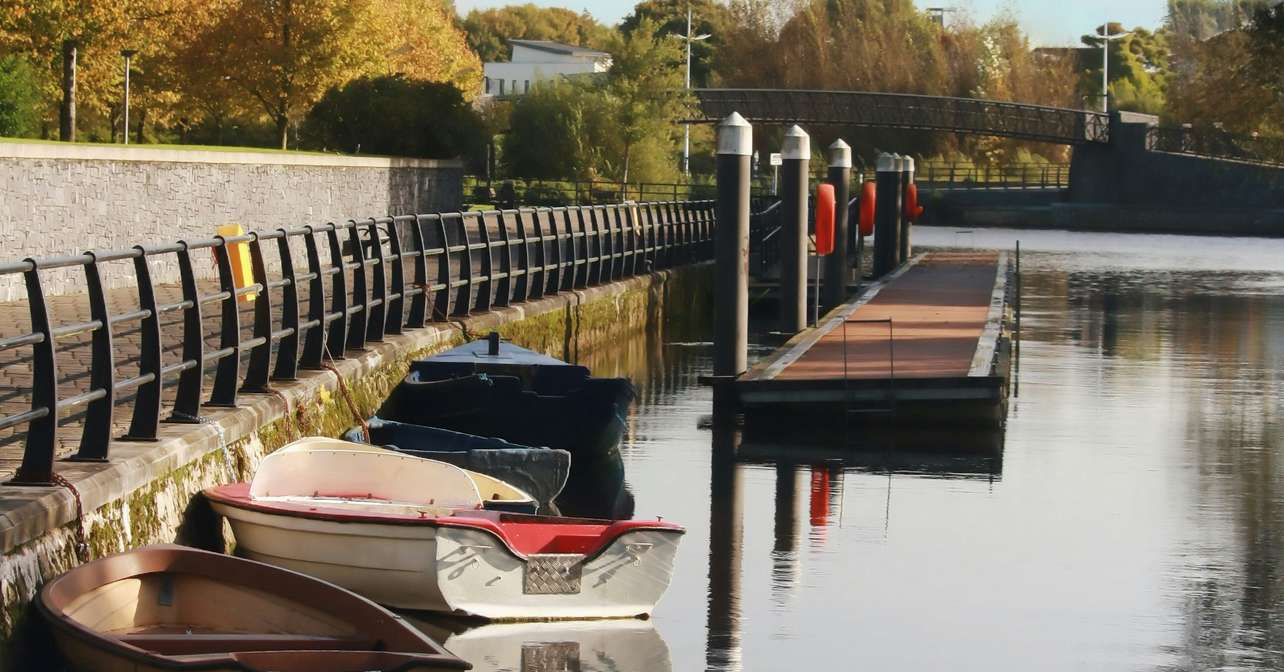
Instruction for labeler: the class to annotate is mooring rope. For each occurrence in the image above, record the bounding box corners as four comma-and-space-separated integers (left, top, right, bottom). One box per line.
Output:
322, 343, 370, 440
171, 410, 235, 480
50, 473, 89, 563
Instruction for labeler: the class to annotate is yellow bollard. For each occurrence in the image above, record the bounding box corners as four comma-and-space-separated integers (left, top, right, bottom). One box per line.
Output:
216, 223, 256, 303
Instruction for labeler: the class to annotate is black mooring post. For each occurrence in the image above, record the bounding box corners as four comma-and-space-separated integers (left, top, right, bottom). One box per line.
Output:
899, 156, 914, 264
713, 112, 752, 423
824, 139, 852, 309
873, 153, 901, 278
780, 124, 809, 335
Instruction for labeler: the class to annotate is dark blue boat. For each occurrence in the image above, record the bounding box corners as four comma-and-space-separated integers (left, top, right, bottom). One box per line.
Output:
377, 333, 634, 518
379, 333, 635, 464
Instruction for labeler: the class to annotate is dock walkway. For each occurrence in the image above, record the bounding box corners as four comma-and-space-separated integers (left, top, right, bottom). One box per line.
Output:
736, 250, 1012, 430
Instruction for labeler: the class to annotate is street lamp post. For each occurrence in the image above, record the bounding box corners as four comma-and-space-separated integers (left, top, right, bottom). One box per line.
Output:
671, 9, 710, 175
1094, 22, 1130, 113
121, 50, 137, 144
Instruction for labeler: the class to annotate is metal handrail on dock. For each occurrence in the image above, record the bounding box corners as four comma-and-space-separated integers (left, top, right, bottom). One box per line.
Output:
0, 200, 716, 486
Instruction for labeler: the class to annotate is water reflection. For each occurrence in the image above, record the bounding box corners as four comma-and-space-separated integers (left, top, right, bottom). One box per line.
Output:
407, 616, 672, 672
706, 426, 744, 672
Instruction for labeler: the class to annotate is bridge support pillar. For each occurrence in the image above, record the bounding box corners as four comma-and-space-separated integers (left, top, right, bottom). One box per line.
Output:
780, 125, 810, 335
873, 153, 901, 278
899, 156, 914, 264
823, 139, 852, 309
713, 112, 752, 422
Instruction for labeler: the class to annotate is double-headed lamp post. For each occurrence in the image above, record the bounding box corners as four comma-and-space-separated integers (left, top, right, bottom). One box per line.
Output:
671, 8, 710, 175
1094, 22, 1130, 113
121, 49, 137, 144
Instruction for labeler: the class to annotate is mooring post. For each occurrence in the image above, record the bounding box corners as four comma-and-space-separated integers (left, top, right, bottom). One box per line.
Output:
824, 139, 852, 309
712, 112, 752, 422
873, 153, 901, 277
899, 156, 914, 264
780, 125, 810, 334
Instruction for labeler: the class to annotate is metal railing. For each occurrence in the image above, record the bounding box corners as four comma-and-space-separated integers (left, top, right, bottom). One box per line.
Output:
0, 200, 716, 486
1147, 126, 1284, 167
915, 162, 1070, 190
466, 176, 774, 209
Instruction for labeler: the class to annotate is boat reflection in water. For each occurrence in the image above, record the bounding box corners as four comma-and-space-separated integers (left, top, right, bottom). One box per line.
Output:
737, 427, 1006, 481
405, 616, 671, 672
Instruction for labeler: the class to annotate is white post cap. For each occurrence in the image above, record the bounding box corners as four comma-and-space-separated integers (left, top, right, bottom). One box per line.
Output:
903, 156, 915, 173
876, 152, 896, 172
717, 112, 753, 156
828, 139, 852, 168
781, 125, 810, 161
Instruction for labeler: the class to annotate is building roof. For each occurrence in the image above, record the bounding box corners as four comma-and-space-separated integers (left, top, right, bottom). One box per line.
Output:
508, 39, 611, 58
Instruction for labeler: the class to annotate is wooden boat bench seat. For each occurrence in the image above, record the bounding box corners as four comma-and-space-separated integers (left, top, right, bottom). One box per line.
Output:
116, 632, 379, 655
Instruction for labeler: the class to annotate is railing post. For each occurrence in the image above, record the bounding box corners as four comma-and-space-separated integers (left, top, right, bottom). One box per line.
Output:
452, 213, 473, 316
207, 235, 240, 408
474, 212, 494, 312
406, 215, 429, 329
531, 210, 550, 298
345, 222, 369, 351
824, 140, 852, 309
432, 214, 453, 320
385, 217, 406, 334
272, 230, 301, 380
7, 260, 59, 485
324, 225, 349, 360
365, 219, 387, 343
122, 246, 161, 441
240, 233, 273, 393
69, 251, 115, 461
712, 112, 752, 423
780, 124, 810, 335
495, 211, 514, 307
513, 211, 532, 303
299, 226, 328, 369
168, 242, 204, 422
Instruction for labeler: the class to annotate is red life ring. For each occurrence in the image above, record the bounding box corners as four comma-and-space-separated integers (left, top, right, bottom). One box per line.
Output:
858, 181, 876, 236
814, 184, 836, 255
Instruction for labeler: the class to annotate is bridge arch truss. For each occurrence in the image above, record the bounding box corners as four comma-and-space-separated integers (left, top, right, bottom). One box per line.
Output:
692, 89, 1111, 146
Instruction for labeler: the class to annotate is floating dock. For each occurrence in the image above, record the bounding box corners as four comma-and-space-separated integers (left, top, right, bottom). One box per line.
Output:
736, 250, 1013, 431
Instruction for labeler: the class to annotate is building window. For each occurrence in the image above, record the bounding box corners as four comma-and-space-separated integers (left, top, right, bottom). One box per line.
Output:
499, 79, 505, 95
524, 80, 530, 94
484, 77, 491, 94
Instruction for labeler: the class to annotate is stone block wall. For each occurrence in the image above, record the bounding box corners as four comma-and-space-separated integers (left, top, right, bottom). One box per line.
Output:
0, 143, 462, 300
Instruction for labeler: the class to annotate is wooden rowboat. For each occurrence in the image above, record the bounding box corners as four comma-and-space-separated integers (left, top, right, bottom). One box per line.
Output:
206, 438, 685, 620
37, 544, 470, 672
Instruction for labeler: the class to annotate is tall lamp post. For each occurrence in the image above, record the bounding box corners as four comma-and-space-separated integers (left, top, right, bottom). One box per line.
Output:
1093, 22, 1130, 113
671, 8, 710, 175
121, 50, 137, 144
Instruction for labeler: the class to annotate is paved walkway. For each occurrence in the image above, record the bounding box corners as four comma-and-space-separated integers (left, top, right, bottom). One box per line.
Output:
776, 251, 1001, 381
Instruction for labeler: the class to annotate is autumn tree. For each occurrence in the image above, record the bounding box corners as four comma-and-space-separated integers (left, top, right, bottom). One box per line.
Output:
606, 18, 686, 186
1079, 23, 1169, 114
462, 5, 614, 63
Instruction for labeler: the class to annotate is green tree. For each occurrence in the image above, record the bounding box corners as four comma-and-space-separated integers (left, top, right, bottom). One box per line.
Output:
462, 5, 613, 63
605, 18, 686, 185
302, 75, 484, 159
619, 0, 731, 88
1246, 4, 1284, 116
0, 54, 40, 136
502, 79, 607, 179
1079, 23, 1170, 114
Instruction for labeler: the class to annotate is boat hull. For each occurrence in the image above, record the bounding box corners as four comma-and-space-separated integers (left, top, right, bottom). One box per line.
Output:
409, 618, 673, 672
210, 501, 682, 620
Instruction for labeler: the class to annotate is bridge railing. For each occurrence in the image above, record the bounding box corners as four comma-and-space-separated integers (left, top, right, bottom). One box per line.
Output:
916, 162, 1070, 190
0, 200, 715, 486
1147, 126, 1284, 167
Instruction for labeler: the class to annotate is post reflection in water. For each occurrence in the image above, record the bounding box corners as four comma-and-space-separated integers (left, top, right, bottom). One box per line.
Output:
771, 462, 803, 606
706, 426, 744, 672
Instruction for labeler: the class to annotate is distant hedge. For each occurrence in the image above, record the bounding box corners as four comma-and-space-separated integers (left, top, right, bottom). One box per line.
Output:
302, 75, 485, 160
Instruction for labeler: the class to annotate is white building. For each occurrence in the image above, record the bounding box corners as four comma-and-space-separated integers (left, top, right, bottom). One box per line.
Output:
482, 39, 612, 97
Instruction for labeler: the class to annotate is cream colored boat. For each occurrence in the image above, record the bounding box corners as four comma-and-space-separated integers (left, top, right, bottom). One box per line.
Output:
206, 437, 684, 620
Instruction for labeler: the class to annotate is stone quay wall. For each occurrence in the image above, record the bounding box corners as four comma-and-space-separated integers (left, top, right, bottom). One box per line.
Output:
0, 142, 462, 300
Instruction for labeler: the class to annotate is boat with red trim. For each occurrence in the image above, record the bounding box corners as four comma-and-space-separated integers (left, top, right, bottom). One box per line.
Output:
205, 438, 684, 620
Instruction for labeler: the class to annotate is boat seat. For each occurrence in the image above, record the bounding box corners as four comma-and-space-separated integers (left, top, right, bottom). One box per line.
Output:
116, 633, 378, 655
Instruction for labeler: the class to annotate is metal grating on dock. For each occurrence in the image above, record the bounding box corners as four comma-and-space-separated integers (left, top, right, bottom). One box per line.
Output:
736, 250, 1013, 430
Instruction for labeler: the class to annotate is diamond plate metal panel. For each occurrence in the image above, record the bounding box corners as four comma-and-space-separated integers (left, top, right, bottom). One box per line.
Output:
523, 554, 583, 594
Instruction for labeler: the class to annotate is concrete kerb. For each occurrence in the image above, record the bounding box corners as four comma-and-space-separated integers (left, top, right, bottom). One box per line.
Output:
0, 265, 700, 558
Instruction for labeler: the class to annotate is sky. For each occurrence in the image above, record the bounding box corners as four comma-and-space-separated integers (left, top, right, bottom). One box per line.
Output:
451, 0, 1171, 48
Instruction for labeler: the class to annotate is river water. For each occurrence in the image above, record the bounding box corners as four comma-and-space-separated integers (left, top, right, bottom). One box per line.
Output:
424, 227, 1284, 671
